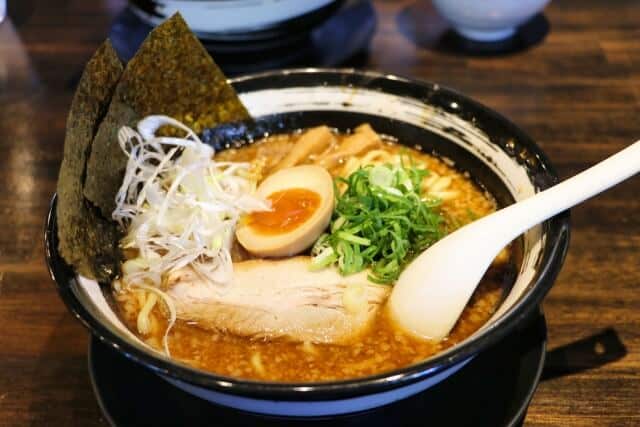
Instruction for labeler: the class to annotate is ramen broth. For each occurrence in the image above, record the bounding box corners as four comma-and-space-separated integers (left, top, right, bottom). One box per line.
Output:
113, 128, 517, 382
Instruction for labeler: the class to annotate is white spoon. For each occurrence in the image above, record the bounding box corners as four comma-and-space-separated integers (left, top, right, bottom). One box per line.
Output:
388, 140, 640, 340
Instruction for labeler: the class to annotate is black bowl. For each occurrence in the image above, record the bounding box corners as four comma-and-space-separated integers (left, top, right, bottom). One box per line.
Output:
45, 69, 570, 417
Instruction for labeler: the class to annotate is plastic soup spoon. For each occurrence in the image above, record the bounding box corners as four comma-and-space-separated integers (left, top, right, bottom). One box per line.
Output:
389, 140, 640, 341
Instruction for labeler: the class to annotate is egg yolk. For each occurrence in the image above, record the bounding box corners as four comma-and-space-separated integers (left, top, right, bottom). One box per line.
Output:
247, 188, 321, 235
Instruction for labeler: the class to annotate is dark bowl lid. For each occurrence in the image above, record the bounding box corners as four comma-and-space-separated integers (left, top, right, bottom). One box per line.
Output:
45, 68, 570, 400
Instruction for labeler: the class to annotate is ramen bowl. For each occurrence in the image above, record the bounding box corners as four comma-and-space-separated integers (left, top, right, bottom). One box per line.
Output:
45, 69, 570, 417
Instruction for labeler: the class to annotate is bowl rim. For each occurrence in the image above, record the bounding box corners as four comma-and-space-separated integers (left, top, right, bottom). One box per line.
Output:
45, 68, 570, 400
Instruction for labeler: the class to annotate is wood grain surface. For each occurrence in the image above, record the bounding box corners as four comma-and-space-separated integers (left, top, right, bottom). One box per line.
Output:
0, 0, 639, 425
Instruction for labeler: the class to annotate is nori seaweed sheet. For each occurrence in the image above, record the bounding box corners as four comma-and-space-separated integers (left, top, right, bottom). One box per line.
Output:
83, 13, 251, 218
56, 41, 124, 282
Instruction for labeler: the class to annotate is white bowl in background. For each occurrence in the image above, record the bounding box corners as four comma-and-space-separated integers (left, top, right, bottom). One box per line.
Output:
432, 0, 551, 41
129, 0, 341, 40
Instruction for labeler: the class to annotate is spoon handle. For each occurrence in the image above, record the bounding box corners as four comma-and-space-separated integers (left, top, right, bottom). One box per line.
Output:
389, 140, 640, 341
489, 139, 640, 244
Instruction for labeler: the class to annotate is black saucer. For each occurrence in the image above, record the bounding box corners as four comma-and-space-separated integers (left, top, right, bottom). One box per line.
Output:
89, 310, 546, 427
108, 0, 376, 75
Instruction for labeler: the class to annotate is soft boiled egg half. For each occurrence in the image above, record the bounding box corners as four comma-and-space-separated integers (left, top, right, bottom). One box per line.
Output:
236, 165, 334, 257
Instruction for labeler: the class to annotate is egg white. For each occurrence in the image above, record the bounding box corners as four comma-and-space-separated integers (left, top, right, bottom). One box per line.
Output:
236, 165, 334, 257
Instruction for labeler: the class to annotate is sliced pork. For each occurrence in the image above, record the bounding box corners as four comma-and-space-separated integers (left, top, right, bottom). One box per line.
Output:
166, 257, 390, 344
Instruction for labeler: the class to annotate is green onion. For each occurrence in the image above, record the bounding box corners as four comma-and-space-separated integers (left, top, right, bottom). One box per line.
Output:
311, 160, 445, 284
309, 246, 337, 271
331, 215, 346, 232
369, 165, 394, 187
336, 231, 371, 246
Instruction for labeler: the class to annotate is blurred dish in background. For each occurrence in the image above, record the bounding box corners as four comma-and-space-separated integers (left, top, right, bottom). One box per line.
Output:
431, 0, 551, 42
396, 1, 549, 57
111, 0, 375, 75
129, 0, 343, 42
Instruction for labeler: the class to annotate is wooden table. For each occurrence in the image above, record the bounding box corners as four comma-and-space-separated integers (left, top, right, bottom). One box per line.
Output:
1, 0, 638, 425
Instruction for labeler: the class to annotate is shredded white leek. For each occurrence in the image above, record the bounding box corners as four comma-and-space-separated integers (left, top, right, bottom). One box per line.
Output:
112, 115, 270, 354
113, 115, 269, 287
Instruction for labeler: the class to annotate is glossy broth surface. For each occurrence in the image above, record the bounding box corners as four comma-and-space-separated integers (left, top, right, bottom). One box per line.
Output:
114, 129, 517, 382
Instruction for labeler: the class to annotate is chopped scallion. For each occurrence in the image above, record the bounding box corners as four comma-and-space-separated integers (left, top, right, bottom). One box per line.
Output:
311, 160, 445, 284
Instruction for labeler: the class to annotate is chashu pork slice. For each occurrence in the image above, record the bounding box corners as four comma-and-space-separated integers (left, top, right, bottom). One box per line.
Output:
166, 257, 390, 344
